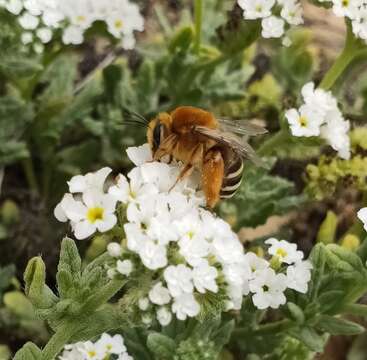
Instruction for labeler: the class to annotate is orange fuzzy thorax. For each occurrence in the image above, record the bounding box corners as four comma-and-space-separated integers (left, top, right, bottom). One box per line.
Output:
171, 106, 218, 134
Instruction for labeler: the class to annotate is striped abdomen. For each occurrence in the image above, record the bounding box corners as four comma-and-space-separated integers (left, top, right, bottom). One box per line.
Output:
220, 155, 244, 199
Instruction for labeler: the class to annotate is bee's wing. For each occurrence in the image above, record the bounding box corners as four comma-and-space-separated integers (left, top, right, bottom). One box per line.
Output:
194, 126, 266, 167
218, 118, 268, 136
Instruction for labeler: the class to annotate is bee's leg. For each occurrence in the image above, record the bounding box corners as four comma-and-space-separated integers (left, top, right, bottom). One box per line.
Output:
153, 134, 178, 161
202, 149, 224, 208
169, 144, 204, 191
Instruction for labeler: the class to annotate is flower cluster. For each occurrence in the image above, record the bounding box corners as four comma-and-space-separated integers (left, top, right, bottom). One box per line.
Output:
59, 333, 132, 360
0, 0, 144, 50
285, 82, 351, 159
238, 0, 303, 44
318, 0, 367, 43
358, 207, 367, 231
55, 144, 312, 325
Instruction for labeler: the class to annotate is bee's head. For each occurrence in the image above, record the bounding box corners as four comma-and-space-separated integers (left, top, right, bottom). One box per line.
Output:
147, 113, 172, 153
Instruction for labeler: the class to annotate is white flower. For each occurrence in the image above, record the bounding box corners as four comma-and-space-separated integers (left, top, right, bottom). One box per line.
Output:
36, 27, 53, 43
238, 0, 276, 19
301, 82, 336, 117
265, 238, 304, 264
116, 260, 133, 276
149, 282, 171, 305
96, 334, 126, 355
285, 105, 323, 137
281, 0, 303, 25
23, 0, 42, 15
21, 32, 33, 45
286, 260, 313, 293
156, 307, 172, 326
68, 167, 112, 194
250, 268, 287, 309
6, 0, 23, 14
245, 252, 269, 276
171, 293, 200, 320
60, 334, 132, 360
80, 341, 102, 359
107, 242, 122, 257
139, 240, 167, 270
62, 25, 84, 45
142, 314, 153, 325
126, 144, 152, 166
352, 7, 367, 39
56, 190, 117, 240
286, 82, 351, 159
227, 284, 244, 310
138, 297, 149, 311
320, 111, 351, 159
332, 0, 362, 18
164, 265, 193, 297
192, 261, 218, 294
261, 16, 285, 38
19, 12, 39, 30
358, 207, 367, 231
59, 343, 85, 360
109, 169, 157, 204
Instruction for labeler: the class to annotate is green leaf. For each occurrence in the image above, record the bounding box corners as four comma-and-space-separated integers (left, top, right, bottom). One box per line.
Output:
3, 291, 36, 319
13, 342, 42, 360
169, 26, 194, 52
288, 327, 325, 352
58, 237, 82, 276
309, 243, 326, 300
0, 55, 43, 78
147, 333, 176, 359
325, 244, 366, 274
318, 290, 346, 313
219, 159, 303, 229
285, 303, 305, 324
316, 315, 365, 335
211, 320, 235, 351
217, 7, 261, 55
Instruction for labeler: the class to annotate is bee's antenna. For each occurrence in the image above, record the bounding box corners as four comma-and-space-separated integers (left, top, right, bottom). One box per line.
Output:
122, 107, 149, 127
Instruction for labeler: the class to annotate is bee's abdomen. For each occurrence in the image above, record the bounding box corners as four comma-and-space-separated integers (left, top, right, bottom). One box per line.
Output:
220, 156, 244, 199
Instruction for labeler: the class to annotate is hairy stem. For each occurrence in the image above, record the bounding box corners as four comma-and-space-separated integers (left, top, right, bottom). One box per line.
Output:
194, 0, 203, 54
320, 21, 364, 91
22, 157, 39, 195
41, 322, 81, 360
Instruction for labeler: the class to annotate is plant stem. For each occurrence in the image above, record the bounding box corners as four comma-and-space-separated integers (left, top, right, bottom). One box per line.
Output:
194, 0, 203, 54
319, 21, 363, 91
22, 157, 39, 195
41, 322, 81, 360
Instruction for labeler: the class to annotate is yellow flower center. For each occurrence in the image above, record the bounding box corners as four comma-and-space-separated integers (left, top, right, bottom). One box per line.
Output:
299, 116, 308, 127
106, 344, 112, 350
255, 4, 263, 12
115, 19, 123, 29
88, 351, 96, 358
342, 0, 349, 7
77, 15, 86, 23
87, 207, 104, 223
187, 231, 195, 239
276, 248, 288, 258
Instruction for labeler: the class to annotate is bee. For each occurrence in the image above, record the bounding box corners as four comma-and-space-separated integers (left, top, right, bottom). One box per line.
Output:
124, 106, 267, 208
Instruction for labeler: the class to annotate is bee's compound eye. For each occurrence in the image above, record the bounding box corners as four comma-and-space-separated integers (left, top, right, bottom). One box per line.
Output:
153, 123, 163, 151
